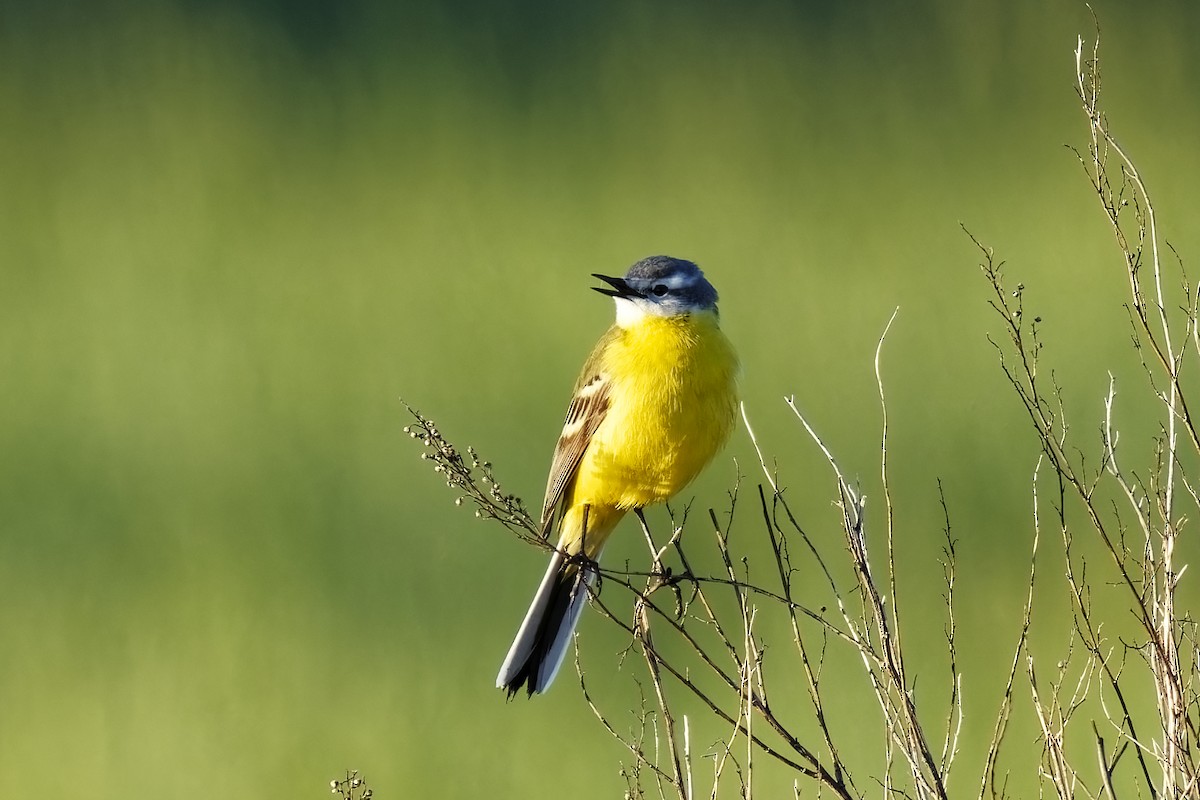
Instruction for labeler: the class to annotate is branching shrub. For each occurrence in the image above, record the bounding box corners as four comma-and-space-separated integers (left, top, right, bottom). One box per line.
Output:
403, 21, 1195, 800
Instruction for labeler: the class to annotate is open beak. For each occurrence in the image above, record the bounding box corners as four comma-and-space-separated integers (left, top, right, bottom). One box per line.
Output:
591, 273, 643, 299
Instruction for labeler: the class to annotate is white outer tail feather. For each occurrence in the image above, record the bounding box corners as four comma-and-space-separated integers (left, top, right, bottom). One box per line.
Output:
496, 550, 599, 694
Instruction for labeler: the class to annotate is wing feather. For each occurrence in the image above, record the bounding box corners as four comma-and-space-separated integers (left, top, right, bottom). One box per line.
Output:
538, 328, 617, 536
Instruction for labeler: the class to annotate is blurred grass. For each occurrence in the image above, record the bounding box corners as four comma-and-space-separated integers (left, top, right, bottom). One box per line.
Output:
0, 0, 1197, 796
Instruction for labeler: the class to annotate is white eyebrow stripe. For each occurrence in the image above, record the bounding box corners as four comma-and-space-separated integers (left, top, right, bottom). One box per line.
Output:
638, 271, 690, 290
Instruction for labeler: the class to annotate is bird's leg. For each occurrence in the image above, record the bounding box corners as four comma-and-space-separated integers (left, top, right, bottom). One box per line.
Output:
580, 503, 590, 556
635, 508, 674, 582
635, 507, 691, 617
568, 504, 602, 591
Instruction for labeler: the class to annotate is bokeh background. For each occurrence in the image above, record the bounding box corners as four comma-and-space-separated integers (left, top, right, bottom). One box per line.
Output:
2, 0, 1198, 796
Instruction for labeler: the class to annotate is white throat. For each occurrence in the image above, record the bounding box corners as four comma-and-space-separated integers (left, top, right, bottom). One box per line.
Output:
614, 298, 651, 328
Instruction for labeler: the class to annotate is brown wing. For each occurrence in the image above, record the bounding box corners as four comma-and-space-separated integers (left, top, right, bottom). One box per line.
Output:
538, 328, 617, 537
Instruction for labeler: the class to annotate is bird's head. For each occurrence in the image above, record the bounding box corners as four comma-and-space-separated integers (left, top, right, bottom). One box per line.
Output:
592, 256, 719, 327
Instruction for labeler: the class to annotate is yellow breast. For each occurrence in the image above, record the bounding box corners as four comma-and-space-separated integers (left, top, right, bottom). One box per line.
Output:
572, 311, 739, 509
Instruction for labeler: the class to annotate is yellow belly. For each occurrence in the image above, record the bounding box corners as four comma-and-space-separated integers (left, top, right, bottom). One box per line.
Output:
569, 312, 739, 511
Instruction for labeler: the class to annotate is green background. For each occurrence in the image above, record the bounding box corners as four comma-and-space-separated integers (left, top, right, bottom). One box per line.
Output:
2, 1, 1197, 796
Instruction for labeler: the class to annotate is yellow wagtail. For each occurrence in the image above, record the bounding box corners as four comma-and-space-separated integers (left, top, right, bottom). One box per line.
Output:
496, 255, 739, 696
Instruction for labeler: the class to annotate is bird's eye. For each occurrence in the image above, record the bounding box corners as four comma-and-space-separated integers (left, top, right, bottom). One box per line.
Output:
651, 284, 669, 297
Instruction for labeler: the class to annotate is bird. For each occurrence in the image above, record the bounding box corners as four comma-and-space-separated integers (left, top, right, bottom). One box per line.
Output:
496, 255, 739, 697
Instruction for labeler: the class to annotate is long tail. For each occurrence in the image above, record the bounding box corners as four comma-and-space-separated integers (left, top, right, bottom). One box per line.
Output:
496, 550, 597, 697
